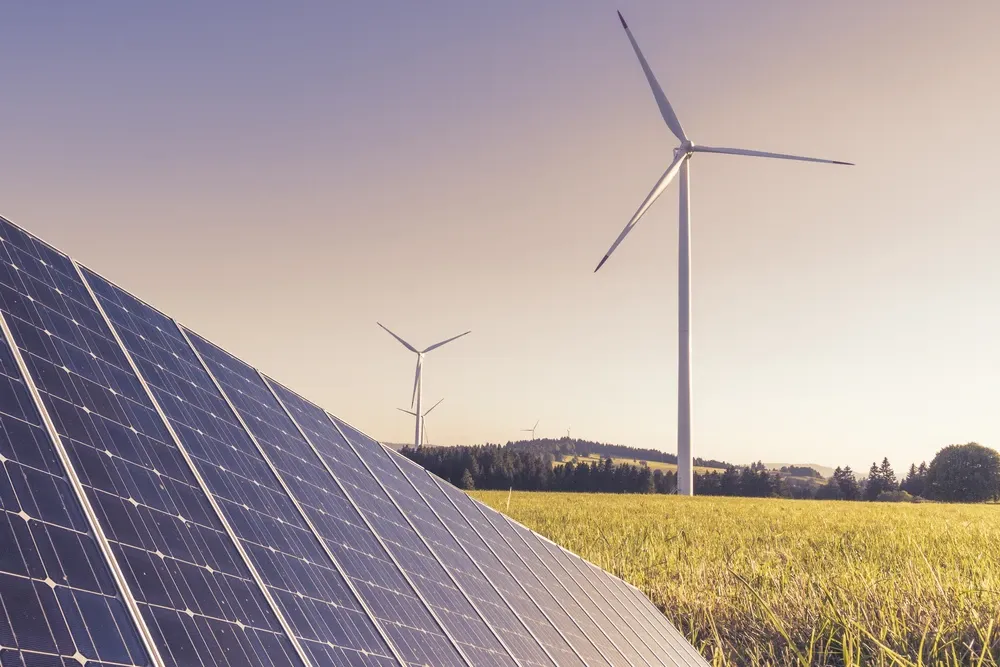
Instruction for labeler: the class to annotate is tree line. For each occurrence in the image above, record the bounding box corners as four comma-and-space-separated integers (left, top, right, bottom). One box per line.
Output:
400, 442, 1000, 503
504, 437, 731, 469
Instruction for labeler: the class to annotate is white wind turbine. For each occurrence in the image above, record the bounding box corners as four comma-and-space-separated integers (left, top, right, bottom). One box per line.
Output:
397, 398, 444, 447
378, 323, 470, 448
521, 420, 539, 440
595, 12, 853, 496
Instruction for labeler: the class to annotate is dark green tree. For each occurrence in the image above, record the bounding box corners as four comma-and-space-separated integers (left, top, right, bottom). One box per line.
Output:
925, 443, 1000, 503
459, 468, 476, 490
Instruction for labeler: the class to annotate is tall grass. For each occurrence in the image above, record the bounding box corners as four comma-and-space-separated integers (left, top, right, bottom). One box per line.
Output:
472, 491, 1000, 666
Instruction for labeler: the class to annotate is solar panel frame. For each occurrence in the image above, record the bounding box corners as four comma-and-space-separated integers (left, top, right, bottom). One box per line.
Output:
70, 262, 314, 667
619, 579, 707, 665
383, 449, 582, 667
531, 537, 676, 667
261, 377, 474, 667
532, 532, 678, 667
423, 478, 612, 667
333, 429, 554, 667
176, 325, 407, 667
321, 415, 519, 667
0, 305, 160, 667
583, 562, 706, 666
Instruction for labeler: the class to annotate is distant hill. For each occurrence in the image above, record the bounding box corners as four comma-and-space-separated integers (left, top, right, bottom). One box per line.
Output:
763, 463, 835, 479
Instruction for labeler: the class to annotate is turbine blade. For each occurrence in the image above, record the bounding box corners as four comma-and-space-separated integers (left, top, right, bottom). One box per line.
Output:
424, 398, 444, 416
595, 153, 686, 272
693, 145, 853, 166
422, 330, 471, 353
410, 358, 421, 409
618, 11, 687, 143
533, 420, 539, 430
397, 408, 417, 416
377, 322, 418, 353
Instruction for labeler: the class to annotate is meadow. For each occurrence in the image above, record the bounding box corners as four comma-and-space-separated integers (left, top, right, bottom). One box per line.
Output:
472, 491, 1000, 667
552, 453, 724, 475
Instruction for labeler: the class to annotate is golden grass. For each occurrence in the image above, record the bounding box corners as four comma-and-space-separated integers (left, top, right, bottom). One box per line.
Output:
471, 491, 1000, 666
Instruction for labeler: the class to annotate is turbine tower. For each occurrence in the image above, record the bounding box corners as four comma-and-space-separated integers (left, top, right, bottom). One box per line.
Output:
397, 398, 444, 447
521, 420, 539, 440
378, 323, 470, 448
595, 12, 852, 496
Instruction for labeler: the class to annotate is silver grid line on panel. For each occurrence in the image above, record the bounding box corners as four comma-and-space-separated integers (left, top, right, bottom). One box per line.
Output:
321, 413, 499, 667
174, 323, 408, 667
555, 545, 683, 667
525, 534, 662, 667
259, 373, 477, 667
576, 554, 702, 666
329, 413, 603, 667
327, 418, 527, 667
71, 260, 313, 667
381, 449, 561, 667
422, 467, 595, 667
0, 306, 167, 667
499, 514, 646, 667
462, 497, 625, 667
622, 579, 706, 665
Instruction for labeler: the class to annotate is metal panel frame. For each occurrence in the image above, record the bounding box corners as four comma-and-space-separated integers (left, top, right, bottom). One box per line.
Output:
0, 307, 167, 667
497, 512, 649, 667
422, 465, 594, 667
461, 495, 631, 667
382, 448, 560, 667
260, 374, 476, 667
176, 323, 407, 667
555, 546, 685, 667
73, 261, 312, 667
620, 579, 706, 664
526, 533, 664, 667
326, 414, 524, 667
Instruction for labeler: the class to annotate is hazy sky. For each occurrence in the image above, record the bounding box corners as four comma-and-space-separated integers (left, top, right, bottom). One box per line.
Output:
2, 1, 998, 473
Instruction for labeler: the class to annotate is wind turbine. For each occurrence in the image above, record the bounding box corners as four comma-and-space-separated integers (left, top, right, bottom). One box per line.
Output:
521, 420, 539, 440
378, 323, 470, 448
397, 398, 444, 447
595, 12, 852, 496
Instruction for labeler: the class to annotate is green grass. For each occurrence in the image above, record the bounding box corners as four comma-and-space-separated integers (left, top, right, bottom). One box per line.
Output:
471, 491, 1000, 666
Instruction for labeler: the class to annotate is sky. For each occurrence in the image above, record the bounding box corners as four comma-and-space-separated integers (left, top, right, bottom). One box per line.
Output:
1, 1, 998, 474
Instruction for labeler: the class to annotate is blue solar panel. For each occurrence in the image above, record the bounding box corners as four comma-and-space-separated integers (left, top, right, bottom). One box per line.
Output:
576, 559, 703, 667
527, 535, 662, 667
82, 272, 404, 667
387, 450, 585, 667
184, 329, 445, 667
328, 419, 520, 667
334, 431, 554, 667
0, 215, 708, 667
0, 219, 298, 667
265, 381, 469, 667
0, 307, 148, 666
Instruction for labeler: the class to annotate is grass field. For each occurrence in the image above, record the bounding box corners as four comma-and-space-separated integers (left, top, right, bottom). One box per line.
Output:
472, 491, 1000, 666
553, 453, 725, 475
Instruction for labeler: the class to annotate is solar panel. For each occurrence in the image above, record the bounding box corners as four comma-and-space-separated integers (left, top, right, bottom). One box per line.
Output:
0, 215, 708, 667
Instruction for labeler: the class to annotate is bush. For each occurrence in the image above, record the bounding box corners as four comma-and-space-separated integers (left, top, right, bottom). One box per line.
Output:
875, 490, 920, 503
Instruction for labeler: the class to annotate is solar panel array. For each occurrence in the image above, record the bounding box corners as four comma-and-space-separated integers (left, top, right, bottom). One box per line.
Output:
0, 215, 707, 667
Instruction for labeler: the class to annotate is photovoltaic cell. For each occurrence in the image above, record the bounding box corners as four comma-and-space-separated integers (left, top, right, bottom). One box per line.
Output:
181, 329, 404, 667
388, 451, 584, 667
82, 273, 400, 667
266, 381, 468, 667
328, 418, 520, 667
337, 429, 554, 667
580, 562, 705, 666
0, 219, 298, 667
0, 215, 708, 667
527, 536, 661, 667
0, 288, 148, 666
402, 472, 608, 667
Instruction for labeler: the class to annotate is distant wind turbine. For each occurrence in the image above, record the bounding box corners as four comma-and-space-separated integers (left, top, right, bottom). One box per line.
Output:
594, 12, 853, 496
378, 323, 470, 448
521, 420, 539, 440
397, 398, 444, 447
